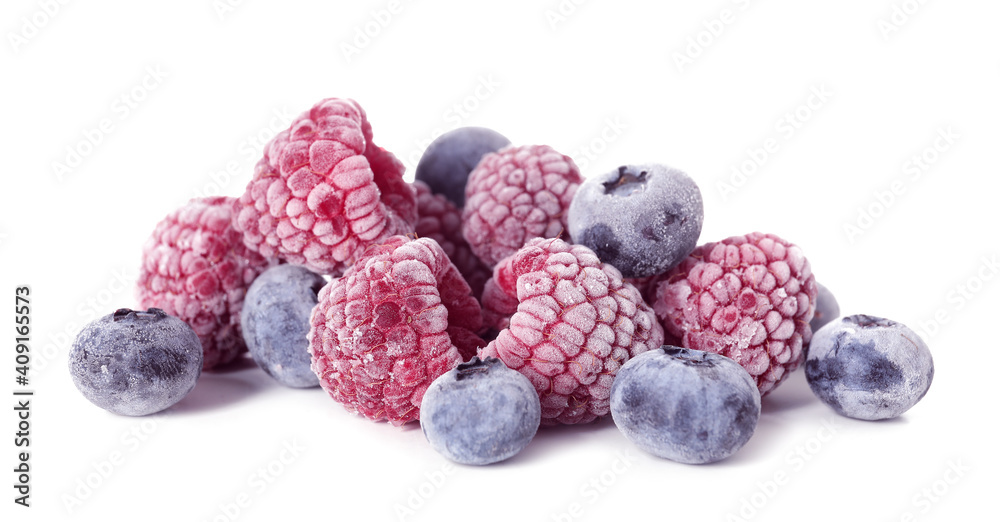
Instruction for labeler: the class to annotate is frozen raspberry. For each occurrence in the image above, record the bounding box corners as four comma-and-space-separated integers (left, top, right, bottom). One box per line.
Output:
233, 98, 416, 275
478, 237, 664, 425
462, 145, 582, 268
650, 232, 817, 395
309, 235, 484, 425
136, 197, 272, 370
365, 143, 418, 226
480, 274, 520, 334
413, 180, 492, 300
625, 275, 660, 303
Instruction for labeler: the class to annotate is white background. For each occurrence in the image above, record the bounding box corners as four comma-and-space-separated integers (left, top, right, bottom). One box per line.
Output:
2, 1, 998, 521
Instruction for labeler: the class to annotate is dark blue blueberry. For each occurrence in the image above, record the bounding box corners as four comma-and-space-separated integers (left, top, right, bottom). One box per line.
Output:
241, 264, 326, 388
610, 346, 760, 464
809, 282, 840, 333
414, 127, 511, 208
806, 314, 933, 420
567, 164, 703, 278
420, 356, 540, 465
69, 308, 203, 416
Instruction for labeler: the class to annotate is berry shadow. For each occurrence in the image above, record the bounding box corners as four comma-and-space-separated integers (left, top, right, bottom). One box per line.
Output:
505, 416, 619, 465
169, 355, 278, 414
393, 421, 422, 433
202, 354, 259, 374
709, 371, 820, 468
711, 413, 791, 467
853, 414, 910, 427
760, 369, 817, 415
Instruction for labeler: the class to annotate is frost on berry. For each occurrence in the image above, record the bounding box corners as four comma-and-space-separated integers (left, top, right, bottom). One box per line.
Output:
650, 232, 817, 395
233, 98, 416, 275
461, 145, 582, 268
136, 196, 273, 370
308, 236, 484, 425
479, 237, 664, 425
412, 180, 492, 300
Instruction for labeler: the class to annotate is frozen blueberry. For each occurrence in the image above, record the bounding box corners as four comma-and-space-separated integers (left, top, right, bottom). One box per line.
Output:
69, 308, 203, 416
809, 283, 840, 333
420, 356, 540, 465
806, 314, 933, 420
415, 127, 511, 208
567, 164, 703, 278
610, 346, 760, 464
241, 264, 326, 388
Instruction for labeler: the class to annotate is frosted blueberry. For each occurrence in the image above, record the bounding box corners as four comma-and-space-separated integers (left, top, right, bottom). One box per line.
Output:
69, 308, 203, 416
420, 356, 541, 465
610, 346, 760, 464
241, 264, 326, 388
809, 283, 840, 333
806, 314, 933, 420
415, 126, 511, 208
567, 164, 703, 278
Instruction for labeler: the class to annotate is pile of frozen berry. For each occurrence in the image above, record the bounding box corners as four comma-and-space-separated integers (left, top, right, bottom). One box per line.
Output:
69, 97, 934, 466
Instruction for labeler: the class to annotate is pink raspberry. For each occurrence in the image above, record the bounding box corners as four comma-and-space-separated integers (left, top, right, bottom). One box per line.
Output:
412, 180, 492, 300
462, 145, 582, 268
650, 232, 817, 395
479, 237, 664, 425
309, 235, 484, 425
136, 197, 273, 370
366, 143, 418, 226
625, 275, 660, 304
233, 98, 416, 275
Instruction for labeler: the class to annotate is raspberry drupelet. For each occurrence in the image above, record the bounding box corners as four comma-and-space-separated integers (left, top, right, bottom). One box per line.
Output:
412, 180, 492, 301
462, 144, 582, 268
136, 196, 273, 370
308, 235, 484, 425
649, 232, 818, 395
233, 97, 416, 275
478, 237, 664, 425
